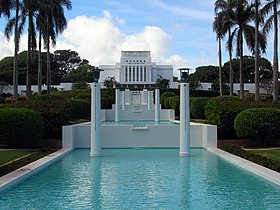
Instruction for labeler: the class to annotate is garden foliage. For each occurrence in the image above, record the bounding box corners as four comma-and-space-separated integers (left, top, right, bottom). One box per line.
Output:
190, 97, 211, 119
234, 108, 280, 146
0, 108, 44, 148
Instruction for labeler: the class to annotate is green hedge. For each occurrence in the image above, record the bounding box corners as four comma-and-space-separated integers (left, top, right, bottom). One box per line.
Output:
0, 108, 44, 148
190, 97, 211, 119
169, 96, 180, 116
68, 99, 91, 120
205, 96, 280, 139
219, 145, 280, 173
160, 92, 177, 108
234, 108, 280, 146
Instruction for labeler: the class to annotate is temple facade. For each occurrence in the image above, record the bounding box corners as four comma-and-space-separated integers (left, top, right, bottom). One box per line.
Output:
99, 51, 174, 88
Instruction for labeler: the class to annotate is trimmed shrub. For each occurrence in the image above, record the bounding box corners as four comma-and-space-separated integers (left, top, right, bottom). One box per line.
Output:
75, 93, 91, 101
169, 96, 180, 116
101, 94, 114, 109
190, 89, 219, 97
219, 144, 280, 173
52, 89, 90, 99
160, 92, 177, 108
0, 108, 44, 148
28, 99, 71, 139
234, 108, 280, 146
72, 81, 90, 90
164, 97, 173, 109
32, 94, 63, 101
205, 96, 280, 139
68, 99, 91, 120
190, 97, 211, 119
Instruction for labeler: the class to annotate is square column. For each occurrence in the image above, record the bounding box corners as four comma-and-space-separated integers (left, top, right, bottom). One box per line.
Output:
91, 83, 101, 156
179, 83, 190, 156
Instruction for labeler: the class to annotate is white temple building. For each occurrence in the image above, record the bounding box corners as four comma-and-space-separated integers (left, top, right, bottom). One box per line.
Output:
99, 51, 175, 88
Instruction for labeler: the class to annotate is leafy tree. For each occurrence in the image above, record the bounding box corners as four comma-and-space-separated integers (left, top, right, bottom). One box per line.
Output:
0, 50, 59, 85
155, 75, 170, 89
223, 56, 272, 83
53, 49, 89, 79
188, 66, 219, 83
103, 76, 120, 88
66, 64, 94, 82
72, 81, 90, 90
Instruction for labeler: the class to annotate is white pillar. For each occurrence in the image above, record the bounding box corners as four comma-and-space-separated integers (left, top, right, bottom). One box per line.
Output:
115, 89, 120, 122
147, 90, 151, 110
90, 83, 101, 156
179, 83, 190, 156
155, 89, 160, 122
122, 91, 125, 110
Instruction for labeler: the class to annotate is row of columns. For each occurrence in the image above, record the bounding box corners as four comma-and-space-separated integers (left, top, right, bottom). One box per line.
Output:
90, 84, 190, 157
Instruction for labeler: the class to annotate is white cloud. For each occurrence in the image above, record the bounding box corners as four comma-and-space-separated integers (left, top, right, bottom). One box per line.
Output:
0, 32, 28, 59
55, 12, 187, 70
0, 11, 189, 75
163, 54, 189, 77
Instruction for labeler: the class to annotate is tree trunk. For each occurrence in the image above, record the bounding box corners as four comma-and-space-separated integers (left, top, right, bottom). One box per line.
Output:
218, 37, 223, 96
255, 0, 260, 101
47, 36, 51, 94
38, 31, 42, 95
228, 29, 233, 96
239, 29, 244, 100
273, 0, 279, 101
26, 14, 32, 100
13, 0, 19, 101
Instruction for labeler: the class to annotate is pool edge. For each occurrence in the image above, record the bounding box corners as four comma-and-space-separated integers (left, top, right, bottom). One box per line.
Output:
207, 148, 280, 186
0, 148, 72, 193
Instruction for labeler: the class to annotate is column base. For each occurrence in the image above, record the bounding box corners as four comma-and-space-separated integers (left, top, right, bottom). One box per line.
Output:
179, 152, 191, 157
90, 152, 102, 157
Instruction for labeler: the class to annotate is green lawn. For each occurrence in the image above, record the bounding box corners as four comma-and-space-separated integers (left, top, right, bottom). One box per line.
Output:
0, 151, 33, 166
248, 149, 280, 162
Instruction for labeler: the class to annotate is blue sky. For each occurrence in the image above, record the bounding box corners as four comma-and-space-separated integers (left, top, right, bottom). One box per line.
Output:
0, 0, 274, 76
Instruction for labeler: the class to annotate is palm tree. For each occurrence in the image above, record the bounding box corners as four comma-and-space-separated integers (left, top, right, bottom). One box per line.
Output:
255, 0, 260, 101
4, 0, 22, 101
213, 13, 224, 96
229, 0, 266, 99
262, 0, 280, 101
23, 0, 38, 100
6, 0, 38, 100
40, 0, 72, 94
0, 0, 14, 18
214, 0, 235, 96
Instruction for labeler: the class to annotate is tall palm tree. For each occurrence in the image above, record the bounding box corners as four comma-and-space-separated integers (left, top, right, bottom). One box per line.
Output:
4, 0, 22, 101
262, 0, 280, 101
0, 0, 14, 18
40, 0, 72, 94
214, 0, 235, 96
6, 0, 37, 100
255, 0, 260, 101
22, 0, 38, 100
229, 0, 266, 99
213, 13, 224, 96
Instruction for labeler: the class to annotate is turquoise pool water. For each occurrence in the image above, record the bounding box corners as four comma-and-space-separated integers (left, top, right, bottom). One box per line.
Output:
1, 149, 280, 209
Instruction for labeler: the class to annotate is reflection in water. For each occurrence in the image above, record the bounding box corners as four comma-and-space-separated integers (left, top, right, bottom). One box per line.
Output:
179, 157, 191, 209
90, 157, 102, 209
1, 149, 280, 209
